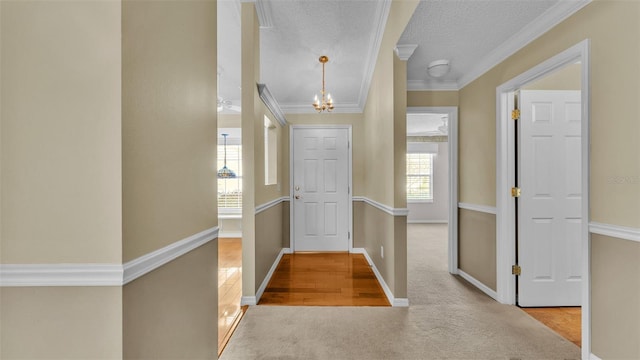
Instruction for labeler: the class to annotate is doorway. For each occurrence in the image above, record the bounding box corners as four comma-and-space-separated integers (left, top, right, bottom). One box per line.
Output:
407, 107, 458, 274
290, 125, 352, 252
496, 40, 590, 358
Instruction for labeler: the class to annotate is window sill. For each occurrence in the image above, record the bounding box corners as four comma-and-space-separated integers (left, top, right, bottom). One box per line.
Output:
408, 200, 434, 204
219, 208, 242, 219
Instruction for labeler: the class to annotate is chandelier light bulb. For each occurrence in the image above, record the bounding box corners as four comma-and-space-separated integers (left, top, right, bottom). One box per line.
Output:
312, 55, 335, 113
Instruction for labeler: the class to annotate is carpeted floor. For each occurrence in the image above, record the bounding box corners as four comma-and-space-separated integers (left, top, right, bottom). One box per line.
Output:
220, 224, 581, 360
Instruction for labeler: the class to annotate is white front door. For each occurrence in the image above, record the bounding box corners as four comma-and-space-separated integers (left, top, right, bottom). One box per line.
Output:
518, 90, 582, 307
292, 127, 350, 251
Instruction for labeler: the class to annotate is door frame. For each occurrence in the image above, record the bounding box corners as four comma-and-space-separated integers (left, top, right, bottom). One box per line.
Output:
289, 125, 353, 252
407, 107, 459, 274
495, 39, 590, 358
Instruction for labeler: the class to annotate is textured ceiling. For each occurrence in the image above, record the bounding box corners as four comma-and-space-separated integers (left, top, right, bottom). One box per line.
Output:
218, 0, 242, 113
260, 0, 384, 113
219, 0, 571, 115
399, 0, 559, 89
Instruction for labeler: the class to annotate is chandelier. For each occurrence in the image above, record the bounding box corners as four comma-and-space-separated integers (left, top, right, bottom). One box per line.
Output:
217, 133, 236, 178
312, 55, 334, 112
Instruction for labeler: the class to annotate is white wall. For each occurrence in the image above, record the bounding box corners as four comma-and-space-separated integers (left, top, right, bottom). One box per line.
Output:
407, 142, 449, 223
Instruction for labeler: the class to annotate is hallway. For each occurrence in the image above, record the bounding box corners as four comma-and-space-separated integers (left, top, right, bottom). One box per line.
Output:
221, 224, 581, 359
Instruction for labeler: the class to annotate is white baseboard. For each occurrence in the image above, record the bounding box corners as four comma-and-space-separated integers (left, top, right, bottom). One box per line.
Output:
253, 248, 292, 304
219, 231, 242, 238
240, 296, 257, 306
590, 353, 602, 360
457, 269, 498, 301
351, 248, 409, 307
407, 220, 448, 224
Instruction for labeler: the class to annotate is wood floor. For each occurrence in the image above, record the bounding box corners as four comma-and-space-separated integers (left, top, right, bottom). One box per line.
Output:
522, 307, 581, 347
218, 238, 243, 355
259, 252, 390, 306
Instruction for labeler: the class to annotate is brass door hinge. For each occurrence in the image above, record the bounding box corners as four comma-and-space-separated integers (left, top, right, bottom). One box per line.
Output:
512, 109, 520, 120
511, 187, 521, 197
512, 265, 521, 276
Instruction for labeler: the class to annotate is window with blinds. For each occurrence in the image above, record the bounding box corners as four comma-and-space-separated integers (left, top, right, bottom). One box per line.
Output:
406, 153, 433, 201
218, 144, 242, 210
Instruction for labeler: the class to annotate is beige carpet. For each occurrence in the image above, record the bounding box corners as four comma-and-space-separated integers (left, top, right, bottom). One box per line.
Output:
220, 224, 580, 360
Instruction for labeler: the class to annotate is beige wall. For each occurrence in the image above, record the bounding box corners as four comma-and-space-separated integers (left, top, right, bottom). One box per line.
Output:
362, 203, 396, 292
219, 113, 241, 128
0, 2, 124, 357
358, 0, 418, 300
282, 201, 290, 248
1, 287, 122, 359
523, 63, 581, 91
0, 0, 122, 264
591, 234, 640, 359
458, 209, 497, 291
241, 3, 288, 297
353, 201, 365, 248
254, 204, 285, 293
459, 1, 640, 224
456, 1, 640, 356
407, 91, 459, 107
124, 240, 217, 359
122, 0, 218, 262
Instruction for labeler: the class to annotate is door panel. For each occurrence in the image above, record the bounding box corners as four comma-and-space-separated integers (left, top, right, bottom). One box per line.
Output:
518, 90, 582, 306
293, 128, 349, 251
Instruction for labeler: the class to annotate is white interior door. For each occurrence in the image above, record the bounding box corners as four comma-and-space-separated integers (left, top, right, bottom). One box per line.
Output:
292, 127, 350, 251
518, 90, 582, 307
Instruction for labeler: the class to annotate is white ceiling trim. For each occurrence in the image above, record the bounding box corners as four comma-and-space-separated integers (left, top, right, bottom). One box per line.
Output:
356, 0, 393, 112
255, 0, 274, 29
281, 103, 362, 114
456, 0, 591, 90
395, 44, 418, 61
408, 79, 459, 91
407, 0, 591, 92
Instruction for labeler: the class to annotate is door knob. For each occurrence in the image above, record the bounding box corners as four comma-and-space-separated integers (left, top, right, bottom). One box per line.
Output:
295, 195, 301, 199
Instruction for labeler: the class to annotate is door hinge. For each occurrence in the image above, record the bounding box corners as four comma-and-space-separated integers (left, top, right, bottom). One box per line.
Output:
511, 109, 520, 120
511, 187, 521, 197
512, 265, 521, 276
348, 186, 350, 194
348, 232, 351, 239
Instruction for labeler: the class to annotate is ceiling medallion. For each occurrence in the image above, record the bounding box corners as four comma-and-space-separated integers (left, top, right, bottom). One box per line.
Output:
312, 55, 334, 113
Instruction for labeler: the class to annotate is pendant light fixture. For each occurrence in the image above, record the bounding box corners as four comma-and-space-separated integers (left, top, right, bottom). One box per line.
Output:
312, 55, 334, 112
217, 133, 236, 178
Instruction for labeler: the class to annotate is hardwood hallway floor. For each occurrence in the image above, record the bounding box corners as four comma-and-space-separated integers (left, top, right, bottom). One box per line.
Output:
259, 252, 390, 306
218, 238, 243, 355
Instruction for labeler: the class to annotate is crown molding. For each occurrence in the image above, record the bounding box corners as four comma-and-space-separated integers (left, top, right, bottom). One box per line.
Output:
457, 0, 591, 89
407, 0, 591, 92
394, 44, 418, 61
356, 0, 393, 112
257, 84, 287, 126
255, 0, 274, 29
281, 102, 363, 114
407, 79, 459, 91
